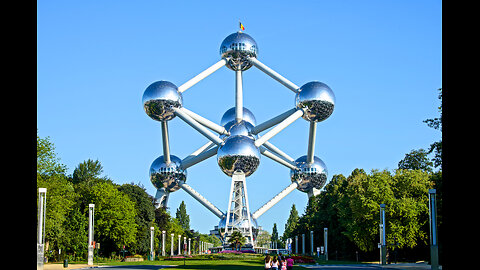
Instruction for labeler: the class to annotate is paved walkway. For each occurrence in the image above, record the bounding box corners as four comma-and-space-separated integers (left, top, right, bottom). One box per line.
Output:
300, 262, 441, 270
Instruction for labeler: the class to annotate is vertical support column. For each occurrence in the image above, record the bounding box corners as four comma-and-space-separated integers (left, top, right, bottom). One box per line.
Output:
429, 189, 439, 270
37, 188, 47, 270
188, 238, 191, 255
150, 227, 155, 261
310, 231, 314, 256
235, 70, 243, 123
161, 121, 171, 164
307, 122, 317, 164
171, 233, 174, 256
379, 204, 386, 265
324, 228, 328, 261
178, 235, 181, 255
88, 204, 95, 266
184, 236, 187, 255
295, 236, 298, 254
302, 233, 305, 255
162, 231, 166, 256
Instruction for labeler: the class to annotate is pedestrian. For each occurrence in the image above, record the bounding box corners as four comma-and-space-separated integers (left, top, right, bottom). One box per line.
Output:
264, 254, 272, 270
281, 259, 287, 270
286, 256, 294, 270
278, 252, 283, 268
271, 256, 279, 270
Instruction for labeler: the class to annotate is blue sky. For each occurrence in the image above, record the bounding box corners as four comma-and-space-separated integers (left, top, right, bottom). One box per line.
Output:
37, 0, 442, 237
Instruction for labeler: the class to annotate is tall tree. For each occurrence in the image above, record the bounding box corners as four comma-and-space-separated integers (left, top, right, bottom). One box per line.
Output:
282, 204, 299, 240
72, 159, 104, 184
271, 223, 279, 247
398, 149, 433, 172
423, 88, 442, 169
175, 201, 190, 231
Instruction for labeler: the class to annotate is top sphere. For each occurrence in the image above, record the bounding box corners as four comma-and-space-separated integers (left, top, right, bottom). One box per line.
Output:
220, 107, 257, 127
295, 81, 335, 122
220, 32, 258, 71
143, 81, 183, 121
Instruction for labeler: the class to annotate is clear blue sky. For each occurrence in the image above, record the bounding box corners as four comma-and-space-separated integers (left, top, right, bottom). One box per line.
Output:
37, 0, 442, 237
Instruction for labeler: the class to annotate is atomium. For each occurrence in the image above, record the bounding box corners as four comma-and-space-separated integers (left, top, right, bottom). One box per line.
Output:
141, 28, 336, 249
149, 155, 186, 192
290, 155, 328, 192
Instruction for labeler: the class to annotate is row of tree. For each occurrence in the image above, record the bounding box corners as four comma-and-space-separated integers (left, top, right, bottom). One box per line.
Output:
37, 132, 220, 261
281, 88, 442, 262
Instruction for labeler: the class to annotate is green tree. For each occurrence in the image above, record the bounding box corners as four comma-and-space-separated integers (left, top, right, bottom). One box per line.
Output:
282, 204, 299, 240
423, 88, 442, 169
175, 201, 190, 231
82, 181, 138, 256
72, 159, 104, 184
271, 223, 280, 248
118, 183, 156, 255
37, 131, 67, 176
228, 230, 246, 251
398, 149, 433, 172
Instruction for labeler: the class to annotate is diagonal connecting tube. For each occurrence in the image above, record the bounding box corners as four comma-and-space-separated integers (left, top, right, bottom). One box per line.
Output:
251, 108, 298, 135
177, 58, 228, 93
259, 146, 298, 171
252, 179, 303, 220
248, 57, 299, 93
179, 107, 228, 135
180, 145, 219, 170
254, 108, 304, 147
178, 181, 225, 219
173, 107, 224, 146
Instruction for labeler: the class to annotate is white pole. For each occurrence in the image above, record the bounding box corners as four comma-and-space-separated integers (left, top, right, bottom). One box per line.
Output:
178, 58, 228, 93
251, 179, 302, 220
251, 108, 298, 135
150, 227, 154, 261
307, 122, 317, 164
88, 204, 95, 266
248, 57, 299, 93
162, 231, 166, 256
179, 107, 229, 135
259, 147, 297, 170
37, 188, 47, 270
173, 108, 224, 145
161, 121, 171, 164
180, 146, 219, 170
302, 234, 305, 254
179, 181, 225, 218
235, 70, 243, 123
324, 228, 328, 260
188, 238, 191, 255
184, 236, 187, 255
263, 141, 295, 162
178, 235, 181, 255
310, 231, 314, 256
182, 141, 215, 163
171, 233, 174, 256
295, 236, 298, 254
254, 109, 304, 147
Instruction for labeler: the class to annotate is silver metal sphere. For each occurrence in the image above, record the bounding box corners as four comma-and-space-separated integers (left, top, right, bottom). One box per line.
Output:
221, 120, 257, 140
217, 135, 261, 177
220, 107, 256, 127
149, 155, 186, 192
290, 155, 328, 193
220, 32, 258, 71
295, 81, 335, 122
142, 81, 183, 121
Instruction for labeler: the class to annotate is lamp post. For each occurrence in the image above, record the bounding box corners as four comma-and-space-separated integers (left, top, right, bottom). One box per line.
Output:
429, 189, 439, 270
301, 233, 305, 255
188, 238, 191, 255
171, 233, 174, 256
88, 204, 95, 266
295, 236, 298, 254
150, 227, 154, 261
310, 231, 314, 256
162, 231, 166, 256
379, 204, 386, 265
37, 188, 47, 270
178, 235, 181, 255
324, 228, 328, 261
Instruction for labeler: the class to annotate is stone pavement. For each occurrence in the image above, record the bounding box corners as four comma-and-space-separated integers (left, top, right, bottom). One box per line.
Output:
300, 262, 441, 270
43, 263, 98, 269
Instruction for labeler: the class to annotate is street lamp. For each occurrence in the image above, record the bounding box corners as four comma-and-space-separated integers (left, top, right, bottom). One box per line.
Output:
379, 204, 386, 265
88, 204, 95, 266
37, 188, 47, 270
429, 189, 439, 270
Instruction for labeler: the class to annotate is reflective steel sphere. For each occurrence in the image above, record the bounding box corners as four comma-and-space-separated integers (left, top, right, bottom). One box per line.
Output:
143, 81, 183, 121
220, 32, 258, 71
149, 155, 186, 192
217, 135, 261, 177
295, 81, 335, 122
290, 155, 328, 193
220, 107, 256, 127
221, 120, 257, 140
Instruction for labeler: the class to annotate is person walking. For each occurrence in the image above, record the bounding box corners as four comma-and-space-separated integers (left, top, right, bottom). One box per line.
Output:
271, 256, 279, 270
281, 259, 287, 270
286, 256, 294, 270
264, 255, 272, 270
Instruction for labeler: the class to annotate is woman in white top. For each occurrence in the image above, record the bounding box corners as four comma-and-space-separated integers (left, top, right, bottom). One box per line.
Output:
264, 255, 272, 269
271, 256, 279, 270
